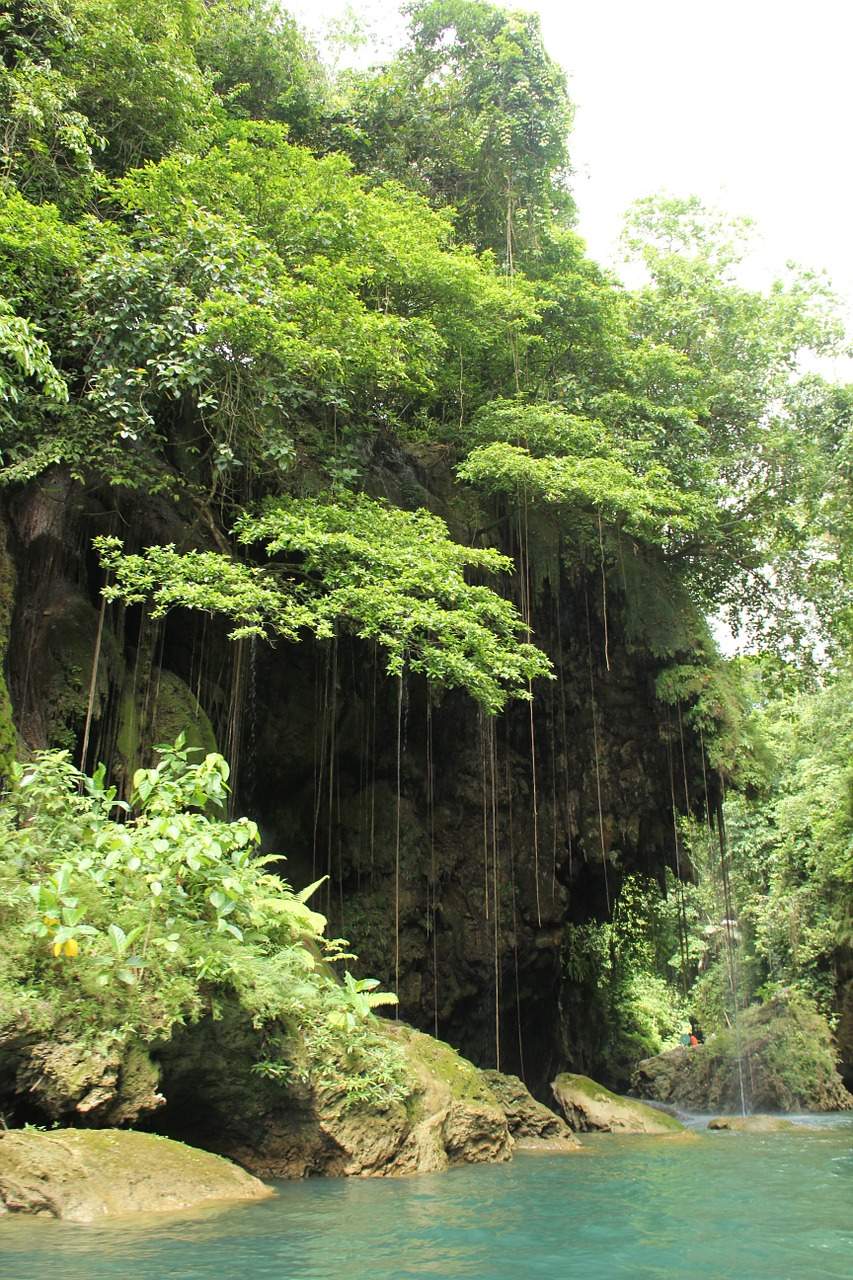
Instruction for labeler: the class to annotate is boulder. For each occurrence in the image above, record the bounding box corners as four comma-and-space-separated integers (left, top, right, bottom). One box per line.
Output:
707, 1115, 797, 1132
0, 1129, 272, 1222
207, 1023, 513, 1178
551, 1073, 685, 1134
481, 1070, 580, 1150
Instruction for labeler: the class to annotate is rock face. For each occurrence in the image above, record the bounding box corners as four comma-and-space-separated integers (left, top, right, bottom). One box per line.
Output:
201, 1026, 513, 1178
551, 1073, 685, 1134
0, 1129, 271, 1221
631, 999, 852, 1114
2, 1033, 164, 1128
481, 1070, 579, 1150
0, 468, 718, 1095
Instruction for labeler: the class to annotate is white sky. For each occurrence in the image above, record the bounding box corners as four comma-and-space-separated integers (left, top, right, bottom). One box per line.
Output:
293, 0, 853, 351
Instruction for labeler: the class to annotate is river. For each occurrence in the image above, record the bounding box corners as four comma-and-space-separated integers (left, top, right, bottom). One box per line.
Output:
1, 1116, 850, 1279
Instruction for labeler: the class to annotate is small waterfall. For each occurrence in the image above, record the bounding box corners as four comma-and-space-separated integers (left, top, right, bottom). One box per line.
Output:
243, 636, 260, 816
715, 789, 753, 1117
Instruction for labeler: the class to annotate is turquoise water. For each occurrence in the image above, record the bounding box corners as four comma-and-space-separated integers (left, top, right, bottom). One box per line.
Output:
1, 1119, 850, 1280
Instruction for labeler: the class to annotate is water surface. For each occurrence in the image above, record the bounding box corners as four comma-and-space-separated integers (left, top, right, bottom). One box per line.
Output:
1, 1118, 850, 1280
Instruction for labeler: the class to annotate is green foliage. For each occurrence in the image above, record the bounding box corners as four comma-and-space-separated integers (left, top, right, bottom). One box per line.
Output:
0, 738, 408, 1106
194, 0, 326, 138
723, 670, 853, 1012
458, 439, 704, 544
0, 293, 67, 428
0, 0, 850, 1106
621, 193, 847, 643
96, 493, 552, 711
562, 878, 692, 1080
655, 660, 757, 778
59, 0, 214, 175
602, 658, 853, 1076
334, 0, 573, 263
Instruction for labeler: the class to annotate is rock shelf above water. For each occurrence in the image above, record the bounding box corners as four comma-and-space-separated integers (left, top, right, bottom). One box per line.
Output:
0, 1129, 272, 1221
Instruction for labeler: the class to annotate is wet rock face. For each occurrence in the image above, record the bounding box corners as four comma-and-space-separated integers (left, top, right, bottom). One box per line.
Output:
1, 464, 713, 1098
0, 1129, 271, 1220
243, 595, 708, 1092
631, 999, 852, 1114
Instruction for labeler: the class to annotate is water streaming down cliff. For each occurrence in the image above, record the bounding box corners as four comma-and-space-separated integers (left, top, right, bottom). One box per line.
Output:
0, 456, 726, 1091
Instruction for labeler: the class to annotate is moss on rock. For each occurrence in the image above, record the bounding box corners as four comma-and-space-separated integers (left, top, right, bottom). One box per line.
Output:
0, 1128, 271, 1220
632, 996, 852, 1114
551, 1072, 686, 1134
117, 668, 218, 784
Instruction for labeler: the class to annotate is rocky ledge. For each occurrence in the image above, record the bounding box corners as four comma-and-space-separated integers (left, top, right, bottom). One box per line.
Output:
0, 1129, 272, 1221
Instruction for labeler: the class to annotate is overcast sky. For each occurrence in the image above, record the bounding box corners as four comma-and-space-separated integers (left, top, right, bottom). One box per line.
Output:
293, 0, 853, 334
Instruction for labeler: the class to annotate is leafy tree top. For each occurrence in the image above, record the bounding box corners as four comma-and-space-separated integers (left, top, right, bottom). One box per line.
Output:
96, 493, 552, 712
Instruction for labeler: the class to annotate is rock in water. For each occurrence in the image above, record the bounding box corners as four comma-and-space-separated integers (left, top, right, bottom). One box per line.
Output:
480, 1070, 580, 1150
551, 1074, 685, 1134
212, 1024, 513, 1178
707, 1115, 797, 1132
0, 1129, 272, 1221
631, 998, 851, 1114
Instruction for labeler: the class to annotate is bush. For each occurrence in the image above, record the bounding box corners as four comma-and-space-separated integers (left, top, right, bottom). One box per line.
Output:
0, 738, 405, 1112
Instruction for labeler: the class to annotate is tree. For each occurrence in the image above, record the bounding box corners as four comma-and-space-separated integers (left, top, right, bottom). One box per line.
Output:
621, 194, 846, 655
330, 0, 574, 265
96, 493, 552, 713
194, 0, 326, 140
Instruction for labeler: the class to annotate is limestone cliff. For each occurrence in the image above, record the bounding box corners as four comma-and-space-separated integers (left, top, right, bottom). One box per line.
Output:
0, 452, 723, 1099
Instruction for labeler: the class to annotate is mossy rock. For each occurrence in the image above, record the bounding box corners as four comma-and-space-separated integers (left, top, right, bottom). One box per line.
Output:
116, 667, 218, 782
632, 997, 852, 1114
0, 1128, 272, 1220
397, 1026, 500, 1110
481, 1069, 578, 1144
552, 1073, 686, 1134
707, 1115, 797, 1132
149, 1012, 511, 1179
12, 1036, 163, 1127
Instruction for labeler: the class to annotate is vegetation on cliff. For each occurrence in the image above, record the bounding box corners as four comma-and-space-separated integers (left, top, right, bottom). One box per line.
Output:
0, 737, 409, 1121
0, 0, 850, 1109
